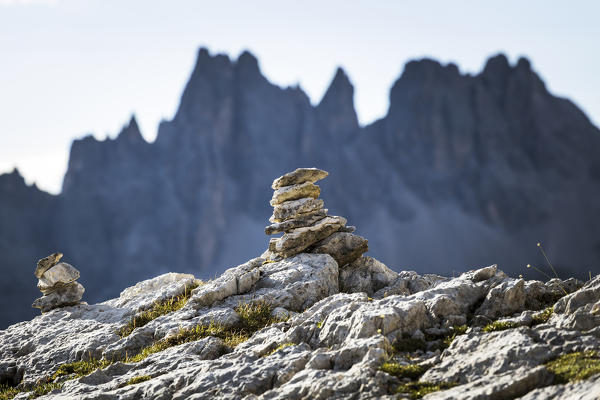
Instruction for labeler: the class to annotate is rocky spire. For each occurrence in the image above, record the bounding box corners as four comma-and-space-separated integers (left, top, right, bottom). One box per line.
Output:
116, 114, 145, 145
316, 67, 359, 139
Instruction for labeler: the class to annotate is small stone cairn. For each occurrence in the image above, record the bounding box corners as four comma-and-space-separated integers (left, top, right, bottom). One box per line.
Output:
32, 253, 85, 312
263, 168, 369, 267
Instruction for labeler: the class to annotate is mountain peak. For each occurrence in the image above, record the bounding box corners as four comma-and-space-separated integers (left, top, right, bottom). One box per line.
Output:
116, 114, 145, 144
316, 67, 358, 135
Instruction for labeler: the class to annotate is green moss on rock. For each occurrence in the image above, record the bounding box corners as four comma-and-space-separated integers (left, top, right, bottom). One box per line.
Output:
546, 351, 600, 384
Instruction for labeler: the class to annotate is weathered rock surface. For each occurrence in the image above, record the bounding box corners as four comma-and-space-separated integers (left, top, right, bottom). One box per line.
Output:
265, 210, 327, 235
339, 256, 398, 296
36, 263, 80, 294
270, 182, 320, 206
275, 216, 346, 257
271, 168, 328, 190
31, 281, 85, 312
1, 256, 599, 400
310, 232, 368, 267
34, 253, 63, 279
270, 198, 324, 223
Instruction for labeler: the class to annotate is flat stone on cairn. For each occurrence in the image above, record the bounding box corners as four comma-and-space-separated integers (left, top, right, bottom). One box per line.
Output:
32, 252, 85, 313
263, 168, 369, 267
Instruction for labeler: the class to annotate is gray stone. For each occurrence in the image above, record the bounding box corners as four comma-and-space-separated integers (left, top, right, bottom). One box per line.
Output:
310, 232, 368, 267
31, 281, 85, 312
265, 210, 327, 235
34, 252, 63, 279
339, 256, 398, 296
270, 181, 320, 206
275, 216, 346, 257
37, 262, 80, 294
271, 168, 328, 189
517, 373, 600, 400
420, 328, 554, 384
270, 198, 324, 223
423, 366, 553, 400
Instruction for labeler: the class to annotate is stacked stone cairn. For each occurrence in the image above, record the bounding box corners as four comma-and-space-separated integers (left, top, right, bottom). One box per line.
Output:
263, 168, 369, 267
32, 252, 85, 313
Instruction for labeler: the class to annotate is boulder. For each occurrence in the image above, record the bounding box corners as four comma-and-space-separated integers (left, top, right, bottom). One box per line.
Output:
310, 232, 368, 267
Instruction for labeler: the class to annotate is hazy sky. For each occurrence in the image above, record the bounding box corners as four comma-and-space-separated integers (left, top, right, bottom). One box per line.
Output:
1, 0, 598, 193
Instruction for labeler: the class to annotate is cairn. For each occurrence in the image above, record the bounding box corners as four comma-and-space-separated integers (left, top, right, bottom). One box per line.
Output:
32, 253, 85, 312
263, 168, 369, 267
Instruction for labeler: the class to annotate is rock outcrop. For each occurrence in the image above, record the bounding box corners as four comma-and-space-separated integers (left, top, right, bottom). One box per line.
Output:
0, 171, 598, 399
31, 253, 85, 313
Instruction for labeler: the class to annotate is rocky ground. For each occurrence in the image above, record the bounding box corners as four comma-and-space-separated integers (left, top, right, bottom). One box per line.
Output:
1, 253, 599, 399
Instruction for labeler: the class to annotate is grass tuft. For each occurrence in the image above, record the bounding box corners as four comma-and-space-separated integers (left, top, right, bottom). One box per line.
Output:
482, 320, 520, 333
395, 382, 457, 399
265, 342, 295, 357
442, 325, 468, 347
29, 381, 64, 399
118, 282, 201, 338
531, 307, 553, 325
125, 375, 152, 386
0, 384, 19, 400
129, 300, 283, 362
52, 359, 112, 380
546, 351, 600, 384
380, 362, 426, 380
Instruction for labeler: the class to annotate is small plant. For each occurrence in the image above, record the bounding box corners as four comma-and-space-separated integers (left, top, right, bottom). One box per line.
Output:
395, 382, 457, 399
482, 320, 520, 333
118, 282, 201, 338
29, 381, 64, 399
380, 362, 426, 380
265, 342, 295, 357
526, 242, 567, 295
128, 300, 283, 362
531, 307, 553, 325
125, 375, 152, 385
0, 384, 20, 400
545, 351, 600, 384
442, 325, 468, 347
52, 358, 112, 380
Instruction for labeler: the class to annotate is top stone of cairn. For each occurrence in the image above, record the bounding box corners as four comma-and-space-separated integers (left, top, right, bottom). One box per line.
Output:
34, 252, 63, 279
271, 168, 329, 190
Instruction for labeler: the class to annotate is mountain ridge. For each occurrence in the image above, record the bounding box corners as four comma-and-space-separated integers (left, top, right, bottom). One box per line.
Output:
1, 48, 599, 329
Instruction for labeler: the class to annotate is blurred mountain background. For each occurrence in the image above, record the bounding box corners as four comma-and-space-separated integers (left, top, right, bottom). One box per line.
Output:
1, 48, 599, 328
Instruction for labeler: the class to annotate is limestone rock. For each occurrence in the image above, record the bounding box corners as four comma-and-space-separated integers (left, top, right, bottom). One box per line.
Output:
275, 216, 346, 257
339, 256, 398, 296
310, 232, 368, 267
32, 282, 85, 312
517, 373, 600, 400
37, 263, 80, 294
271, 168, 328, 189
270, 198, 324, 223
5, 247, 600, 400
34, 252, 63, 279
270, 181, 320, 206
265, 210, 327, 235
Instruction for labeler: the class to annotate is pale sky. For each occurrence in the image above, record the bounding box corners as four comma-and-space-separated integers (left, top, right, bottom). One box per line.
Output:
1, 0, 598, 194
